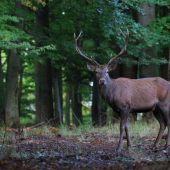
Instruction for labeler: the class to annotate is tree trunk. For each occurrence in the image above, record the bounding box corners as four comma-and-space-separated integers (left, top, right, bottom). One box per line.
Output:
92, 74, 107, 126
120, 63, 137, 79
91, 73, 100, 126
18, 59, 23, 116
99, 96, 107, 126
53, 67, 62, 125
34, 61, 42, 123
5, 50, 20, 127
138, 2, 158, 123
5, 0, 23, 127
160, 6, 169, 80
35, 60, 54, 123
0, 50, 5, 123
40, 59, 53, 120
161, 48, 169, 80
65, 83, 71, 126
35, 1, 53, 123
91, 34, 107, 126
59, 68, 63, 118
138, 2, 159, 78
72, 82, 82, 127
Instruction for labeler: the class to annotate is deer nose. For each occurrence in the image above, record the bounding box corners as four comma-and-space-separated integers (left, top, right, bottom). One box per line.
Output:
99, 78, 106, 85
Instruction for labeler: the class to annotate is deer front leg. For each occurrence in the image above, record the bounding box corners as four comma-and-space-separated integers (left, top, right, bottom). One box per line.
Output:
116, 110, 129, 153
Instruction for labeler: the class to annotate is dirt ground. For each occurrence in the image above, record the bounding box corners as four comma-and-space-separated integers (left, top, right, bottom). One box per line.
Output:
0, 131, 170, 170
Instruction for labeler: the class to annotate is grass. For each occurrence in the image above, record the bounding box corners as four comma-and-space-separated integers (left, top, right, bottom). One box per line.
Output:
57, 119, 161, 138
0, 117, 164, 146
19, 112, 162, 138
129, 120, 160, 137
20, 114, 35, 126
0, 119, 168, 164
1, 115, 163, 141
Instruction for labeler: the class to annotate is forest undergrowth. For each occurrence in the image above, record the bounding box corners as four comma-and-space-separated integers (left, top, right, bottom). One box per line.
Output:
0, 120, 170, 169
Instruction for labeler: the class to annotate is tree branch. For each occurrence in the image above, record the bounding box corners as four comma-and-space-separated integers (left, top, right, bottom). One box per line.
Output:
23, 22, 48, 39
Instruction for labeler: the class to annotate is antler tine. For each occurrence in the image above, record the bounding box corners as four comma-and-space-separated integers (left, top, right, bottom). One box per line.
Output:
107, 28, 129, 65
118, 28, 126, 39
74, 32, 99, 65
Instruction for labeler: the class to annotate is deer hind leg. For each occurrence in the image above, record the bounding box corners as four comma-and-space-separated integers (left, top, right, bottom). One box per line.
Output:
153, 109, 166, 148
162, 111, 170, 149
157, 105, 170, 150
125, 120, 132, 147
116, 109, 130, 153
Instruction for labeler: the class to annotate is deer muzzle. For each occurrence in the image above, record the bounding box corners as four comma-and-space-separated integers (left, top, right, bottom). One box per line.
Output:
99, 78, 106, 85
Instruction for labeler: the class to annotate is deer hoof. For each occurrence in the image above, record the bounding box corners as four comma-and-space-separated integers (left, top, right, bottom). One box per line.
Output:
116, 148, 122, 153
127, 142, 132, 147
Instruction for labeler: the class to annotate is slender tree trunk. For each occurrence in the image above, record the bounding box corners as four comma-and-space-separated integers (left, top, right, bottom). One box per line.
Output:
78, 94, 83, 123
72, 82, 82, 126
59, 68, 63, 118
0, 50, 5, 123
99, 96, 107, 126
65, 83, 71, 126
18, 59, 23, 116
91, 73, 100, 126
53, 67, 62, 125
34, 61, 42, 123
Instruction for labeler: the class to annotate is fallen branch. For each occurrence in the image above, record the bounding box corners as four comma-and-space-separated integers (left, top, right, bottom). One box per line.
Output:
4, 117, 59, 133
25, 122, 45, 131
153, 144, 170, 152
25, 117, 59, 131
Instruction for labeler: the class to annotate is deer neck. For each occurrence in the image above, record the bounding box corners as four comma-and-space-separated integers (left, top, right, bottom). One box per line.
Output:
98, 76, 114, 100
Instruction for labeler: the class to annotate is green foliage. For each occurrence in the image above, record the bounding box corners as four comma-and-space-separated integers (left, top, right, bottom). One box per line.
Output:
48, 0, 170, 66
0, 0, 169, 64
21, 0, 46, 11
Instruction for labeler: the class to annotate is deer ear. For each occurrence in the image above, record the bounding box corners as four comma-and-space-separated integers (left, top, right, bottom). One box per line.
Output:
87, 63, 95, 71
108, 62, 117, 71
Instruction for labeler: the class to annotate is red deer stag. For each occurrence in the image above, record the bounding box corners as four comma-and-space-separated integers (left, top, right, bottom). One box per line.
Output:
74, 29, 170, 153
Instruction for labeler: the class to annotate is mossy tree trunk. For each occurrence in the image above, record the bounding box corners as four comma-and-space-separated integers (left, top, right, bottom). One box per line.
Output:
5, 0, 22, 127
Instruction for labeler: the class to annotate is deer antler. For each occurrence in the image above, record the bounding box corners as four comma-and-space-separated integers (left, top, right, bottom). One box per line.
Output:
107, 28, 129, 65
74, 32, 99, 65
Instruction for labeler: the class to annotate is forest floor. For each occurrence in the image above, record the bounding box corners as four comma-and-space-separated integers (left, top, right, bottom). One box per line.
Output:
0, 124, 170, 169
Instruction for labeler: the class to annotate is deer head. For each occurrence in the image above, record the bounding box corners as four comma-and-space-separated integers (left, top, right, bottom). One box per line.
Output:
74, 28, 129, 85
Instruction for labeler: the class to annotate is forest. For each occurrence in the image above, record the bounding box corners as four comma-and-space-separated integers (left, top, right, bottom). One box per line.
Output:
1, 0, 170, 169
